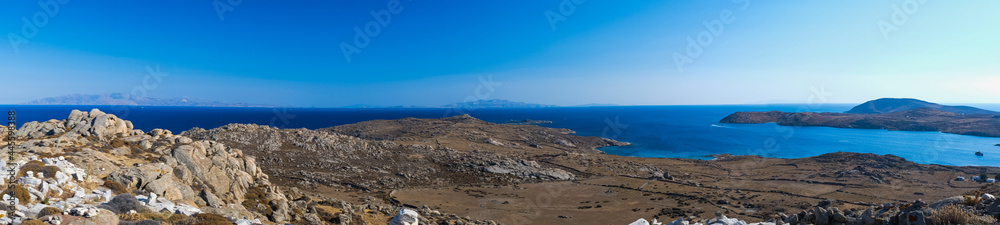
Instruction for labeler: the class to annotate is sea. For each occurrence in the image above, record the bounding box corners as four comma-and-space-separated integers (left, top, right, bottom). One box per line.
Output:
3, 104, 999, 167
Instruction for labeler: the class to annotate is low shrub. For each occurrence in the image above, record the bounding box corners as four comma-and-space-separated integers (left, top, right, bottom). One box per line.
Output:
19, 220, 45, 225
38, 206, 63, 217
241, 186, 273, 215
104, 194, 151, 214
118, 220, 162, 225
3, 185, 31, 205
193, 213, 234, 225
119, 213, 151, 221
38, 165, 61, 178
104, 179, 130, 194
16, 160, 45, 177
932, 204, 997, 225
165, 213, 192, 224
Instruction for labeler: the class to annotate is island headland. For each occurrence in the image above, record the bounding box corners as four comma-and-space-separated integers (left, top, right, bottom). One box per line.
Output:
720, 98, 1000, 137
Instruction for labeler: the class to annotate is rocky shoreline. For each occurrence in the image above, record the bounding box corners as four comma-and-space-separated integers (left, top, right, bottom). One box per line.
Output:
0, 109, 997, 225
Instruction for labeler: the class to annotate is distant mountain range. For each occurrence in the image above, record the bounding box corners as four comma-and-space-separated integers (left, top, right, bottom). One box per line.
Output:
22, 93, 273, 107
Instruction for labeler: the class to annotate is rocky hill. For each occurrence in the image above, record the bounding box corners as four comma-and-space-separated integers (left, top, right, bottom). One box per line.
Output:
846, 98, 1000, 115
0, 109, 494, 225
720, 100, 1000, 137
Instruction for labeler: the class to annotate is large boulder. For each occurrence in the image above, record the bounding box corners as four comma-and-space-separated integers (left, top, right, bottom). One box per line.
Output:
163, 140, 267, 206
105, 163, 197, 201
389, 209, 419, 225
64, 109, 134, 140
16, 120, 66, 139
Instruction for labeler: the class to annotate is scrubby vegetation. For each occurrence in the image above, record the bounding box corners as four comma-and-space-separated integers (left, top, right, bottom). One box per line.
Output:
38, 206, 63, 217
192, 213, 234, 225
104, 179, 130, 194
3, 184, 31, 205
103, 194, 151, 214
16, 160, 45, 177
19, 219, 45, 225
931, 205, 997, 225
118, 220, 162, 225
241, 185, 273, 216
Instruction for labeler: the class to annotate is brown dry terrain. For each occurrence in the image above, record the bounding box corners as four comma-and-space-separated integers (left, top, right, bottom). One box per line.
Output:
183, 115, 1000, 225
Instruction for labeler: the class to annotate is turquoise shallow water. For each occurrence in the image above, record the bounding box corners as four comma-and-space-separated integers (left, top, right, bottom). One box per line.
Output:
3, 104, 999, 166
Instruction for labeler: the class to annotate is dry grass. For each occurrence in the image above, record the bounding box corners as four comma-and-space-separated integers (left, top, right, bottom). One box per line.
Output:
3, 185, 30, 205
241, 186, 273, 215
932, 205, 997, 225
120, 213, 153, 221
16, 160, 45, 177
19, 220, 45, 225
104, 179, 130, 194
38, 206, 63, 217
193, 213, 234, 225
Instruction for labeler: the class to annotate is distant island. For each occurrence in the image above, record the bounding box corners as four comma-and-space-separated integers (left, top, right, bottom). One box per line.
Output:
439, 99, 558, 108
720, 98, 1000, 137
505, 119, 554, 125
23, 93, 273, 107
338, 99, 560, 108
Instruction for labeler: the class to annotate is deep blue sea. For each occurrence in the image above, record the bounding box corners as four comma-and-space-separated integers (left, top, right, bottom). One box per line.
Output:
3, 104, 999, 167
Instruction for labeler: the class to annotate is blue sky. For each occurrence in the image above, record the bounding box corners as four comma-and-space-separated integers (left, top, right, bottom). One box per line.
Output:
1, 1, 998, 107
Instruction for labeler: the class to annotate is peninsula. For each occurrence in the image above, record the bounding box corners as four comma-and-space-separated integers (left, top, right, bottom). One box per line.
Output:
720, 98, 1000, 137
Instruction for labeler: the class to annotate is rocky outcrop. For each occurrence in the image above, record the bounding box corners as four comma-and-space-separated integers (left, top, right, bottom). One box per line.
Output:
12, 109, 140, 140
15, 120, 65, 139
163, 140, 265, 204
483, 159, 575, 180
105, 163, 197, 202
64, 109, 136, 140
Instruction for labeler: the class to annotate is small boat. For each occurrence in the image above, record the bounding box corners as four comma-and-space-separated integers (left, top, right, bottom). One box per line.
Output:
975, 151, 984, 156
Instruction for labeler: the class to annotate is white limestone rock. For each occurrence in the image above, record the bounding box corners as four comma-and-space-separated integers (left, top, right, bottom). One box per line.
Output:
389, 209, 419, 225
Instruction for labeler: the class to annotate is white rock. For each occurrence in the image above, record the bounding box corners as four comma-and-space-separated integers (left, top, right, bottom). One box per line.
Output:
666, 218, 686, 225
174, 204, 202, 216
148, 193, 157, 205
389, 209, 419, 225
18, 176, 41, 188
983, 193, 996, 200
629, 218, 651, 225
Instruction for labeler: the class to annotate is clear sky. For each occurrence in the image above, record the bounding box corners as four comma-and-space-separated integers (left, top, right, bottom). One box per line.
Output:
1, 1, 997, 107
